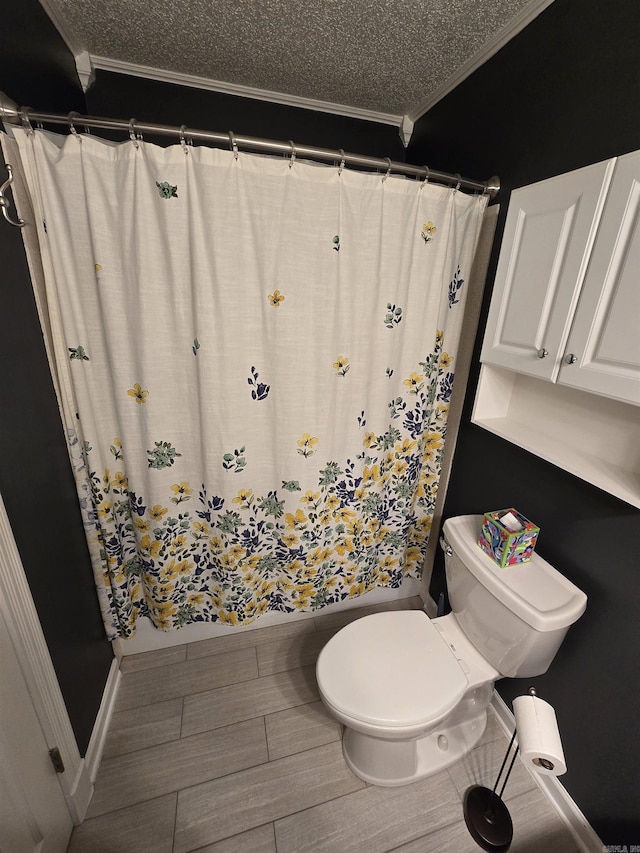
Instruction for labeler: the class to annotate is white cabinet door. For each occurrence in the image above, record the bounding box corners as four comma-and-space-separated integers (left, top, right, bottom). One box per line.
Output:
558, 150, 640, 405
481, 159, 615, 380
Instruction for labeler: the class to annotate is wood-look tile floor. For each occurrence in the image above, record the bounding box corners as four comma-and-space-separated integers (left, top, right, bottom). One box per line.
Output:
67, 597, 580, 852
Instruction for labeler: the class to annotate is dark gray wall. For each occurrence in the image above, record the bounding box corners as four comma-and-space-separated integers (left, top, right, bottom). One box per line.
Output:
407, 0, 640, 843
1, 0, 113, 754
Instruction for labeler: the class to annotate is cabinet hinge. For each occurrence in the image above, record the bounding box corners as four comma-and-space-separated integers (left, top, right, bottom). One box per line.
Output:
49, 746, 65, 774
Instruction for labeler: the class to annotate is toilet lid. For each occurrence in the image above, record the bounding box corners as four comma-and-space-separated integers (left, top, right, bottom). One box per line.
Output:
316, 610, 468, 728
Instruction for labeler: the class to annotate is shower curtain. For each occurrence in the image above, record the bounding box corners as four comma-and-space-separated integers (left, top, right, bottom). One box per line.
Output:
12, 128, 486, 639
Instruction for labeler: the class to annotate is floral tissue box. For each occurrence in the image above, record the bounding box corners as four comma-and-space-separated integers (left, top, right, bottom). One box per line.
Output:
478, 509, 540, 568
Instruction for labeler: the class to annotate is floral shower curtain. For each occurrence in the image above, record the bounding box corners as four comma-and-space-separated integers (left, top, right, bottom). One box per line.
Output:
13, 128, 486, 639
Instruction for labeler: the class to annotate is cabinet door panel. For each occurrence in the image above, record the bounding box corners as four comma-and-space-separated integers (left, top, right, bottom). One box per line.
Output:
559, 150, 640, 405
481, 159, 615, 380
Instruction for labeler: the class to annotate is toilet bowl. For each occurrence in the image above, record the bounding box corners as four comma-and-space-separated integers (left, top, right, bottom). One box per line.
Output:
316, 514, 587, 786
317, 609, 498, 785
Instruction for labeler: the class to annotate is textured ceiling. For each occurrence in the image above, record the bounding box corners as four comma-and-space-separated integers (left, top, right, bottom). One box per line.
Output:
46, 0, 546, 120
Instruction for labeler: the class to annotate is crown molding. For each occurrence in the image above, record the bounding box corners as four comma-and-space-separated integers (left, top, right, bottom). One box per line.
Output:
408, 0, 556, 121
90, 56, 405, 129
39, 0, 553, 131
399, 115, 415, 147
75, 50, 95, 92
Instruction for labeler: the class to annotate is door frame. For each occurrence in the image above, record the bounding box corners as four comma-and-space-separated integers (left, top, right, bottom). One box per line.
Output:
0, 490, 93, 824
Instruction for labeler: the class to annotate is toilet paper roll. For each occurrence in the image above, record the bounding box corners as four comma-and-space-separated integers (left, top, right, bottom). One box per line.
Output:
513, 694, 567, 776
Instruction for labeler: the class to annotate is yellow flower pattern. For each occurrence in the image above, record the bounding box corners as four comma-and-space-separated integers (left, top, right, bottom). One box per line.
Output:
421, 221, 437, 243
170, 482, 193, 504
127, 383, 149, 404
84, 264, 459, 636
232, 489, 253, 509
403, 372, 424, 394
297, 433, 318, 458
333, 355, 350, 376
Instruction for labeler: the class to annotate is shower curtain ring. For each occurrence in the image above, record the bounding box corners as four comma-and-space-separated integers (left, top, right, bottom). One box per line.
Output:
68, 111, 80, 138
337, 149, 346, 175
180, 125, 192, 154
288, 140, 296, 168
228, 131, 238, 160
453, 173, 462, 191
382, 158, 392, 182
21, 108, 34, 136
129, 118, 140, 149
420, 165, 430, 188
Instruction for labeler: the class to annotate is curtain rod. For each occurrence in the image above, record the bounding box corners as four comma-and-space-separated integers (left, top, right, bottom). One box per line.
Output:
0, 91, 499, 198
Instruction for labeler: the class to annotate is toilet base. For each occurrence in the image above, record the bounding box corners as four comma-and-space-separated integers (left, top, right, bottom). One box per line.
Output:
342, 710, 487, 787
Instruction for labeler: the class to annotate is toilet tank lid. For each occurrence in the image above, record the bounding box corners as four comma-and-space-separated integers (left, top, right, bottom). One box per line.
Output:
443, 515, 587, 632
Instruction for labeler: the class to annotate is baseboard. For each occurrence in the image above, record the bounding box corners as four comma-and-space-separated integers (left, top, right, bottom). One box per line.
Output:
84, 657, 121, 783
66, 758, 93, 825
67, 657, 121, 823
490, 692, 605, 853
423, 593, 438, 618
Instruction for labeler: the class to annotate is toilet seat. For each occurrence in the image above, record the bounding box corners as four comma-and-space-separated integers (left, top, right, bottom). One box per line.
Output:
316, 610, 468, 729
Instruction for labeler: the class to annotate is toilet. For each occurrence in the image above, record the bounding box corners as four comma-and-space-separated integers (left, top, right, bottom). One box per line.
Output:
316, 514, 587, 786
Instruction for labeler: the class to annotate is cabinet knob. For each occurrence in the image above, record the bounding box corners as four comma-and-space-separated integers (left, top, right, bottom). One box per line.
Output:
537, 348, 549, 359
565, 353, 578, 364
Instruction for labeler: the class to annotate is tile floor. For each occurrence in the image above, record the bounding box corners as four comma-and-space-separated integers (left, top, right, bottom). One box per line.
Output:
67, 597, 580, 852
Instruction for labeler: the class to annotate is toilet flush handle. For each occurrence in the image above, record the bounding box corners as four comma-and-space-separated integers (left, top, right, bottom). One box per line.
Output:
439, 535, 453, 557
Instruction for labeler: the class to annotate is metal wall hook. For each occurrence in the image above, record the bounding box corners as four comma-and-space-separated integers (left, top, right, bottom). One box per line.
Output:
288, 140, 296, 168
0, 164, 26, 227
228, 131, 238, 160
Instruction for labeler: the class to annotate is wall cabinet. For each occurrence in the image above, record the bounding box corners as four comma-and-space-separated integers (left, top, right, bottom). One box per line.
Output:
474, 150, 640, 507
558, 150, 640, 403
481, 151, 640, 406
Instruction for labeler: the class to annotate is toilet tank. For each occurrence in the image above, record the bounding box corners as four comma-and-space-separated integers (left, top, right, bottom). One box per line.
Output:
441, 515, 587, 678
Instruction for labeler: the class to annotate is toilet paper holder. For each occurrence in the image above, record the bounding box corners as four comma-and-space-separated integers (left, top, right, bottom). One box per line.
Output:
463, 687, 564, 853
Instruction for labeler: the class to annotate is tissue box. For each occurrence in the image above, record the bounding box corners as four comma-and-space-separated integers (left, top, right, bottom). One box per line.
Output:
478, 509, 540, 567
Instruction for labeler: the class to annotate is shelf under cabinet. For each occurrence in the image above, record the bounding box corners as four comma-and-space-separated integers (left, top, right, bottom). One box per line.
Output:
472, 364, 640, 508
